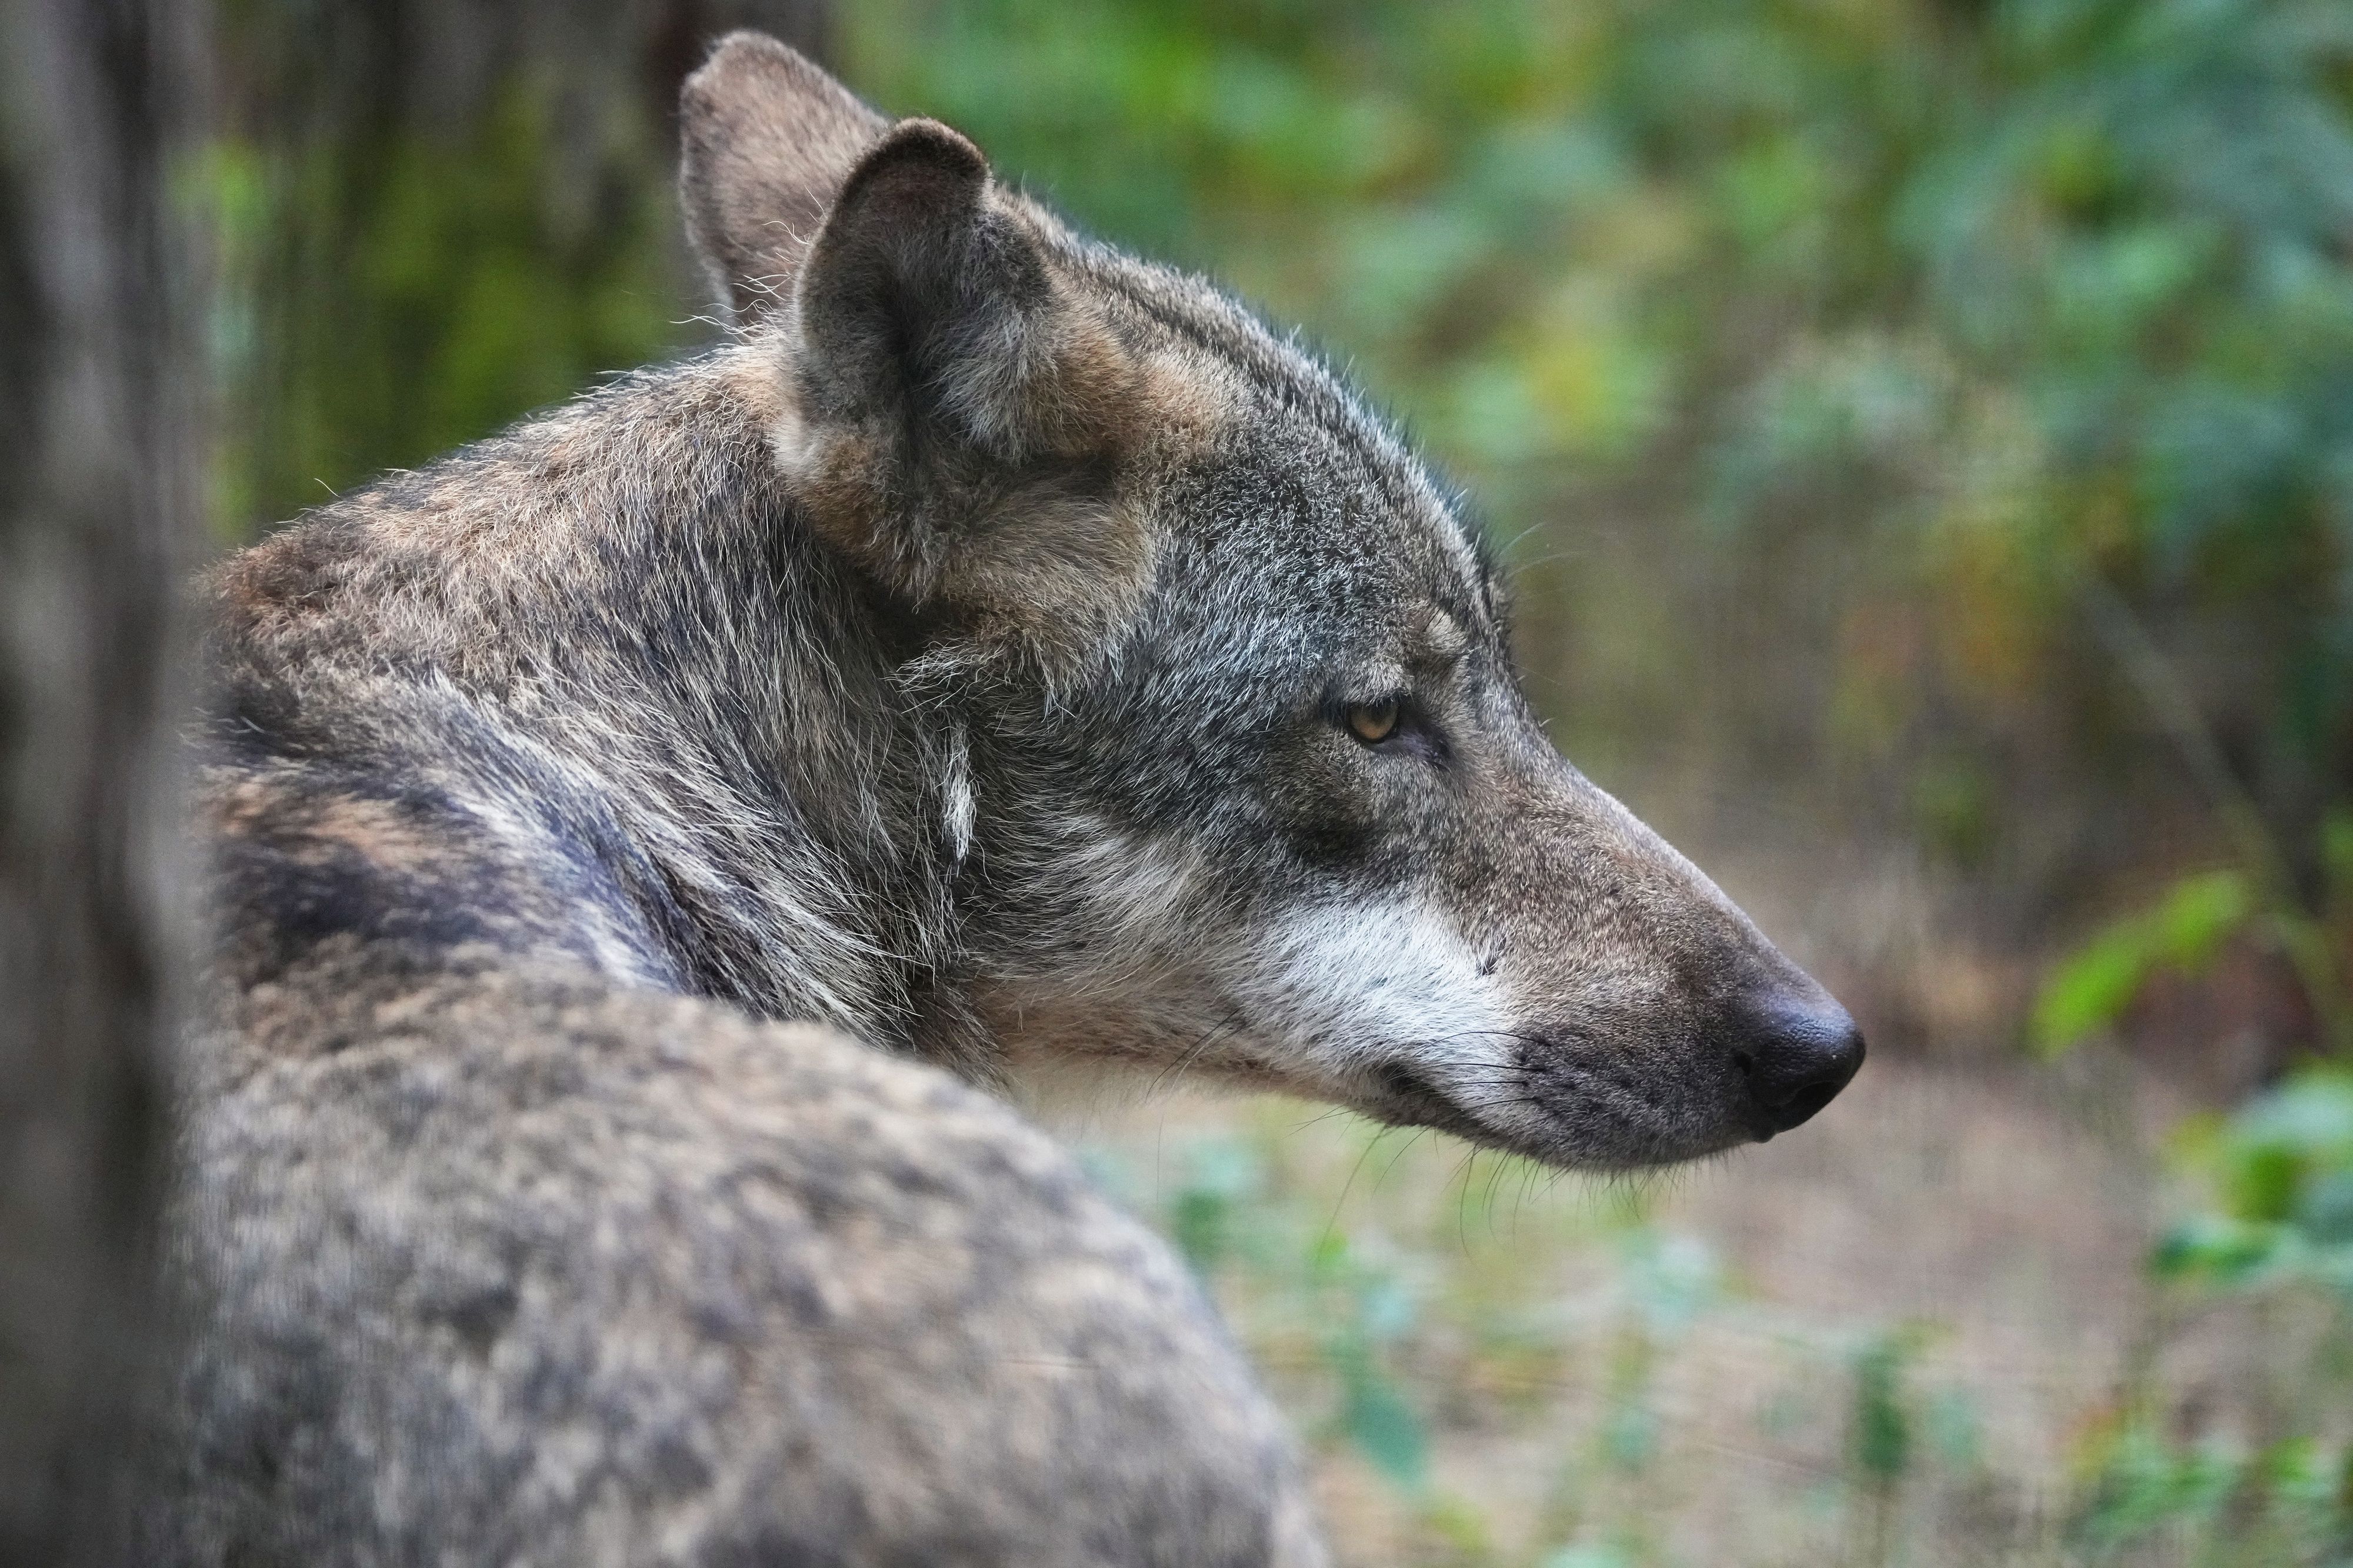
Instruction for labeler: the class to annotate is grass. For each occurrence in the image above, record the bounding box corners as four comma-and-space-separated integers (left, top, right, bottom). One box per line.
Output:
1055, 1054, 2353, 1567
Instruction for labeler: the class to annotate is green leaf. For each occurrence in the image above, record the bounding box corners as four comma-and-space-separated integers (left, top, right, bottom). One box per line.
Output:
2319, 807, 2353, 906
2151, 1215, 2286, 1284
1341, 1365, 1429, 1487
1849, 1328, 1928, 1484
2031, 925, 2152, 1057
2031, 870, 2251, 1055
2148, 870, 2254, 961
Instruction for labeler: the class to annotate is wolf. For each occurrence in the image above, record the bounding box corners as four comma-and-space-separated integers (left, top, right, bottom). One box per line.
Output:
161, 31, 1863, 1567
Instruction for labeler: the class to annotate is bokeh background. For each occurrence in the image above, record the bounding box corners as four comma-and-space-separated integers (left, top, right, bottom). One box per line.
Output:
201, 2, 2353, 1563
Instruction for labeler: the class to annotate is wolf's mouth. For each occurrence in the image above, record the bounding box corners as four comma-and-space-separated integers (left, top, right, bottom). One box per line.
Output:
1366, 1052, 1769, 1171
1365, 1061, 1491, 1142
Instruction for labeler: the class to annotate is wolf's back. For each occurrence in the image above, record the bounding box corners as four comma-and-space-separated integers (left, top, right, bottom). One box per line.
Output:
161, 948, 1323, 1566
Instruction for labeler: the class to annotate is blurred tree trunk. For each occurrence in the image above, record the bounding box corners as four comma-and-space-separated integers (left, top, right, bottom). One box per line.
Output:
1, 4, 822, 1549
0, 0, 206, 1561
217, 0, 831, 159
216, 0, 832, 534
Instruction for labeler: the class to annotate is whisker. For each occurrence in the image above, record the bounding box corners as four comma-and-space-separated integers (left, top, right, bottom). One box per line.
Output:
1318, 1125, 1394, 1254
1142, 1006, 1248, 1100
1452, 1147, 1479, 1256
1480, 1155, 1511, 1239
1372, 1127, 1428, 1193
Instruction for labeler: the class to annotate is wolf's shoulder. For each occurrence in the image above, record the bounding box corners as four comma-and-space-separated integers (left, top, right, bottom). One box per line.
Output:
205, 345, 787, 662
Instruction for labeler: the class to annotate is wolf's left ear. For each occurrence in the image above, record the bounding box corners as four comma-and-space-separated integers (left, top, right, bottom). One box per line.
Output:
679, 33, 890, 323
794, 120, 1132, 463
786, 121, 1153, 649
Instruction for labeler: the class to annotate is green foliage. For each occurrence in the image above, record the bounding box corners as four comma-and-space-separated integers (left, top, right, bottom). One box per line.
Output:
1125, 1107, 2353, 1566
2157, 1067, 2353, 1293
846, 0, 2353, 551
2067, 1420, 2249, 1558
2032, 869, 2252, 1055
1155, 1130, 1434, 1487
2043, 1063, 2353, 1562
1119, 1103, 2353, 1566
1166, 1137, 1264, 1273
1310, 1225, 1432, 1487
2029, 783, 2353, 1059
2065, 1422, 2353, 1566
1849, 1327, 1928, 1486
209, 77, 688, 535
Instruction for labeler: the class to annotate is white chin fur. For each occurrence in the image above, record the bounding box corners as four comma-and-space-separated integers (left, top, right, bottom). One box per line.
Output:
1222, 896, 1519, 1122
994, 825, 1528, 1139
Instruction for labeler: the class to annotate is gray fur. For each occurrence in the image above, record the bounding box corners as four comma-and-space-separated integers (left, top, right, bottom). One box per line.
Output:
165, 948, 1318, 1566
680, 31, 889, 323
167, 32, 1860, 1563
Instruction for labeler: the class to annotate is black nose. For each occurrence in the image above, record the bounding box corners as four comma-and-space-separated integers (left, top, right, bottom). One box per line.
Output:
1734, 991, 1865, 1136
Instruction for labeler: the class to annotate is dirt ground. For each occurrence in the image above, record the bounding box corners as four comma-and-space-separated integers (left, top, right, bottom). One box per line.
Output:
1054, 1043, 2241, 1567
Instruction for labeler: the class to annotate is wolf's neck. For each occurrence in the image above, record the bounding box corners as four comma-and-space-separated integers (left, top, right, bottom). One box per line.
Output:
535, 352, 966, 1047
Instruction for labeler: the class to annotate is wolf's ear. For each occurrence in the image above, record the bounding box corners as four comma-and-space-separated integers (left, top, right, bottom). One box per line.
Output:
795, 120, 1130, 463
679, 32, 891, 324
787, 121, 1151, 646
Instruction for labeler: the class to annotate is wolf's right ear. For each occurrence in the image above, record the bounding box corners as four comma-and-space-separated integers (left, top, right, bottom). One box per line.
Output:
679, 32, 891, 324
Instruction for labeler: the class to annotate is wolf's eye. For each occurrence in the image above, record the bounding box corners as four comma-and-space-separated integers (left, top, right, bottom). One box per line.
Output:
1344, 698, 1401, 745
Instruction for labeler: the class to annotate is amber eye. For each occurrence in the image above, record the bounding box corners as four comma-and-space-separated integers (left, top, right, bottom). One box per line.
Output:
1344, 697, 1401, 745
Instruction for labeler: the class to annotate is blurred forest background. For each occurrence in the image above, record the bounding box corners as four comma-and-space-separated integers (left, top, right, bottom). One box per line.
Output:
171, 0, 2353, 1562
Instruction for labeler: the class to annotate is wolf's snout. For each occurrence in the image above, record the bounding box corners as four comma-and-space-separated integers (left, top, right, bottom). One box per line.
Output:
1731, 990, 1865, 1137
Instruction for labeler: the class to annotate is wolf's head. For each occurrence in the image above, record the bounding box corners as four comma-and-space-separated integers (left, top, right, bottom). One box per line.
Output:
681, 35, 1862, 1170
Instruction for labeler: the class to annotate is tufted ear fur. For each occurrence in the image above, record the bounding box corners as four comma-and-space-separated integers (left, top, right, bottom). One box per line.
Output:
679, 32, 891, 324
783, 120, 1155, 660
